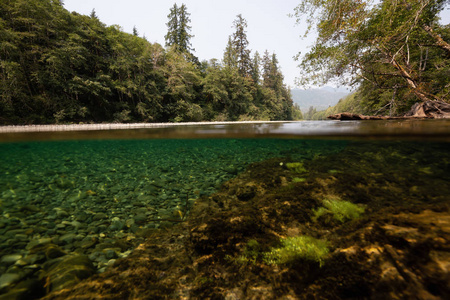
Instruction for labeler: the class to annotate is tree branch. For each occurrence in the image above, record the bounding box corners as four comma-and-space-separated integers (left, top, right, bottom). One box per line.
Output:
423, 25, 450, 55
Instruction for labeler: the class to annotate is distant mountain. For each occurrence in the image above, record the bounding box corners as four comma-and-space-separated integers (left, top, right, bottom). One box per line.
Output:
291, 87, 351, 112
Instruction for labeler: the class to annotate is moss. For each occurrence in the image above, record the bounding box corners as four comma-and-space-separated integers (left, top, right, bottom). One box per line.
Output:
286, 162, 307, 173
313, 198, 365, 223
264, 235, 329, 267
311, 207, 328, 222
227, 239, 261, 265
292, 177, 306, 183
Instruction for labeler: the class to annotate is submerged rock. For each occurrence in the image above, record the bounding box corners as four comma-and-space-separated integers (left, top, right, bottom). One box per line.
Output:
0, 254, 23, 266
41, 254, 96, 292
0, 278, 44, 300
0, 273, 21, 291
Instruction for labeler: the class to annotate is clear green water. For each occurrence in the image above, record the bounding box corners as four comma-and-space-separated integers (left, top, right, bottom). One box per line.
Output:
0, 138, 351, 268
0, 121, 449, 298
1, 137, 448, 235
0, 139, 347, 212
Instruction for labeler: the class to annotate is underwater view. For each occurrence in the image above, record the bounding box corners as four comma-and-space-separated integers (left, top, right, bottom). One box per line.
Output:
0, 121, 449, 299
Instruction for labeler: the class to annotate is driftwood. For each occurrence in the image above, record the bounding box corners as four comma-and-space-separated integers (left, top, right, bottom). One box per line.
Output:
328, 100, 450, 120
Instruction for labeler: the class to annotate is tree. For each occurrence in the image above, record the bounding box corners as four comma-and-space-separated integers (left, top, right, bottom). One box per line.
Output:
0, 0, 299, 124
90, 9, 98, 19
262, 51, 283, 91
165, 3, 194, 53
231, 14, 252, 76
223, 36, 238, 69
162, 47, 202, 122
293, 0, 450, 108
165, 3, 179, 48
251, 51, 261, 84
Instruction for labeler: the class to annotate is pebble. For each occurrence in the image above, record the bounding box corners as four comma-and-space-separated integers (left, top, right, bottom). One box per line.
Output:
1, 254, 23, 266
134, 214, 147, 224
93, 213, 108, 221
0, 273, 21, 290
59, 233, 77, 245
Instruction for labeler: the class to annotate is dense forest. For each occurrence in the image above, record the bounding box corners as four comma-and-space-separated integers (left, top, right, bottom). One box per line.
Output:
295, 0, 450, 117
0, 0, 301, 125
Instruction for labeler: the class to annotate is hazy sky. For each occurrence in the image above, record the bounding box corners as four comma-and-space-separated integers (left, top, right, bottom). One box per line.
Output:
63, 0, 450, 89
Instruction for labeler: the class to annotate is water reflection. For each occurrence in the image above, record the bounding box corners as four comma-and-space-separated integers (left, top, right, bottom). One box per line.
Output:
0, 120, 449, 142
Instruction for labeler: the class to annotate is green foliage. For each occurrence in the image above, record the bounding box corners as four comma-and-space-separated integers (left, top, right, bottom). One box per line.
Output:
165, 3, 195, 55
292, 177, 306, 183
239, 239, 261, 264
264, 235, 329, 266
231, 14, 252, 76
307, 92, 366, 120
0, 0, 300, 124
312, 198, 365, 223
294, 0, 450, 114
286, 162, 307, 173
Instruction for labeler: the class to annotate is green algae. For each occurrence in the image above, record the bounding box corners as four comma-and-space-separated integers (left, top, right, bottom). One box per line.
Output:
264, 235, 329, 267
286, 162, 307, 173
313, 197, 365, 223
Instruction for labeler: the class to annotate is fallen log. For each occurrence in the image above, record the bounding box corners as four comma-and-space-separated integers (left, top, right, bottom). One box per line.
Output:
328, 100, 450, 120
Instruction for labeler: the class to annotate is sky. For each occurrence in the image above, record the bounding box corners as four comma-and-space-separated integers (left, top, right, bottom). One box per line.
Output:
63, 0, 450, 89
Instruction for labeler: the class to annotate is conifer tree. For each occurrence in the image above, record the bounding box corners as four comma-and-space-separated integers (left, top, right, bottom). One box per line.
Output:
165, 3, 194, 53
223, 36, 238, 69
165, 3, 179, 48
231, 14, 252, 76
177, 4, 194, 52
90, 9, 98, 19
251, 51, 261, 84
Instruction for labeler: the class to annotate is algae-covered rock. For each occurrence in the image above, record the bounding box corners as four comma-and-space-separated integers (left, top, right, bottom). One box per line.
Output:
0, 273, 21, 291
41, 254, 96, 292
285, 162, 307, 173
0, 254, 23, 266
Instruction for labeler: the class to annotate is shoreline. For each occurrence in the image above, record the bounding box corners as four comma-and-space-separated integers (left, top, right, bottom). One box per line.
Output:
0, 121, 294, 133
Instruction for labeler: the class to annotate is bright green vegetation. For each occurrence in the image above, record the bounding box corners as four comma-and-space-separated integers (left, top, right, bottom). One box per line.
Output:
286, 162, 307, 173
304, 93, 362, 120
264, 236, 329, 267
313, 198, 365, 223
294, 0, 450, 116
292, 177, 306, 183
0, 1, 300, 125
230, 239, 262, 265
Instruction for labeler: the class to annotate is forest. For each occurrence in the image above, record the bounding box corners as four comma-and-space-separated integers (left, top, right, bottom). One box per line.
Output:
0, 0, 301, 125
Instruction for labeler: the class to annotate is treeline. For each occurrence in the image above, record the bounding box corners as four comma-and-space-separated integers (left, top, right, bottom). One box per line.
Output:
0, 0, 301, 125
